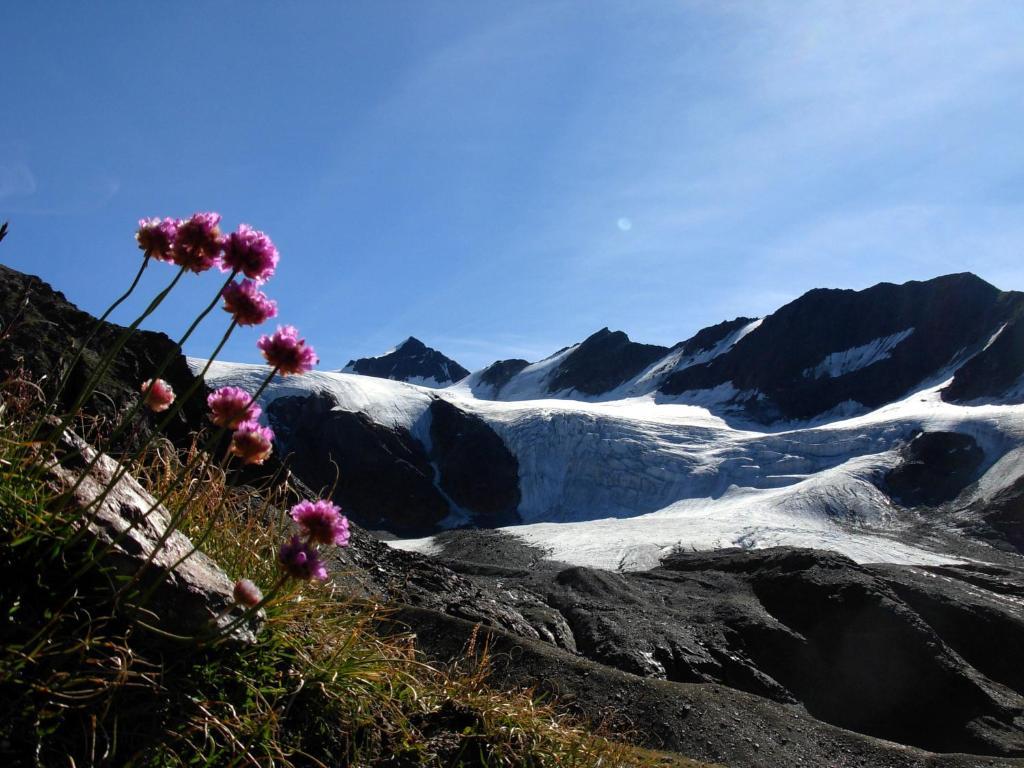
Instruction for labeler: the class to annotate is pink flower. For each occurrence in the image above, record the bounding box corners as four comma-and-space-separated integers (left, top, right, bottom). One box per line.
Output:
221, 224, 279, 283
232, 578, 263, 607
140, 378, 175, 412
135, 217, 179, 262
207, 386, 261, 429
256, 325, 318, 375
172, 212, 223, 273
278, 535, 328, 581
221, 279, 278, 326
290, 500, 350, 547
228, 422, 274, 465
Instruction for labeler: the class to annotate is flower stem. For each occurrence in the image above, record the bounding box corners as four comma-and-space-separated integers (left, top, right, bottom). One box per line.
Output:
39, 265, 186, 449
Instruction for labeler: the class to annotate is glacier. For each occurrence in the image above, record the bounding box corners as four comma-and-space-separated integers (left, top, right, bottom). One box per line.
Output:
196, 359, 1024, 571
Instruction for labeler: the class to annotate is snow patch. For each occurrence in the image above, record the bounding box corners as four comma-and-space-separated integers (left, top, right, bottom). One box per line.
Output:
804, 329, 915, 380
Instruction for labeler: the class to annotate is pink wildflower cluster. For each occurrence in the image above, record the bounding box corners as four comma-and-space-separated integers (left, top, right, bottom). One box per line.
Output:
232, 578, 263, 608
228, 421, 275, 465
140, 378, 175, 412
221, 224, 279, 283
257, 325, 318, 375
207, 386, 261, 429
279, 499, 350, 581
172, 212, 224, 273
135, 218, 179, 263
205, 385, 273, 464
221, 279, 277, 326
135, 213, 319, 375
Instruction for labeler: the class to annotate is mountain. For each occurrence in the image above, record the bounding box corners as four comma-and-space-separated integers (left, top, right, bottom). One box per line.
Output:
660, 273, 1024, 420
455, 274, 1024, 419
342, 336, 469, 387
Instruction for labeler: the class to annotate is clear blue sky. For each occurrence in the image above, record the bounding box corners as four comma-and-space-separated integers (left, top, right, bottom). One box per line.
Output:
2, 2, 1024, 371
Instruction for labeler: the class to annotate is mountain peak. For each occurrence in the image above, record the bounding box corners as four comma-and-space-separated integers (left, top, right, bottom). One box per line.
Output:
396, 336, 426, 351
342, 337, 469, 388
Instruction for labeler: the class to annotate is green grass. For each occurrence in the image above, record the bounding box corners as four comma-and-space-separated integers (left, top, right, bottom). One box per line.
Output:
0, 385, 713, 767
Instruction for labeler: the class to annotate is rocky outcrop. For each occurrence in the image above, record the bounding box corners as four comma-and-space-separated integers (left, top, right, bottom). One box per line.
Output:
883, 431, 985, 506
476, 358, 529, 396
674, 316, 756, 358
660, 273, 1024, 420
547, 328, 669, 395
955, 471, 1024, 554
267, 393, 450, 535
343, 337, 469, 387
266, 393, 522, 535
49, 431, 257, 642
428, 399, 520, 527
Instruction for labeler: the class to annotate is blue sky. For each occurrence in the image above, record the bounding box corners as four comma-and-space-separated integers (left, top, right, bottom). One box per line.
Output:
2, 2, 1024, 371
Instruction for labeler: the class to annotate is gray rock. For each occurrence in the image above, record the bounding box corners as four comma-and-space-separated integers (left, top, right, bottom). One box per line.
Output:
49, 432, 259, 643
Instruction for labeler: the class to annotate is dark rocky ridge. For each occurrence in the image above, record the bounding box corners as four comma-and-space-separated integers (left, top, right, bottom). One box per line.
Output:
477, 358, 530, 396
547, 328, 669, 395
658, 273, 1024, 420
343, 336, 470, 386
674, 316, 756, 357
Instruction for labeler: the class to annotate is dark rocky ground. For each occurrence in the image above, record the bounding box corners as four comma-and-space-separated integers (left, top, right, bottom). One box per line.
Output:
330, 526, 1024, 766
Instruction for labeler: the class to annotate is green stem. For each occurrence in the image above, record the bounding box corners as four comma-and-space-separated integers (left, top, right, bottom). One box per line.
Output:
51, 269, 238, 486
39, 265, 187, 451
54, 255, 153, 403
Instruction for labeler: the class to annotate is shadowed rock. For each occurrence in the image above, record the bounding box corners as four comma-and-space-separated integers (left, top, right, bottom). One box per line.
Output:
883, 431, 985, 506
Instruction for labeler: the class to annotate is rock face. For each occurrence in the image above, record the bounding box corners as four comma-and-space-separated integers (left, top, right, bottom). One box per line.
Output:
547, 328, 669, 395
427, 399, 521, 527
659, 273, 1024, 420
0, 263, 204, 443
266, 392, 521, 535
50, 432, 257, 642
268, 393, 450, 535
342, 337, 469, 387
883, 431, 985, 506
